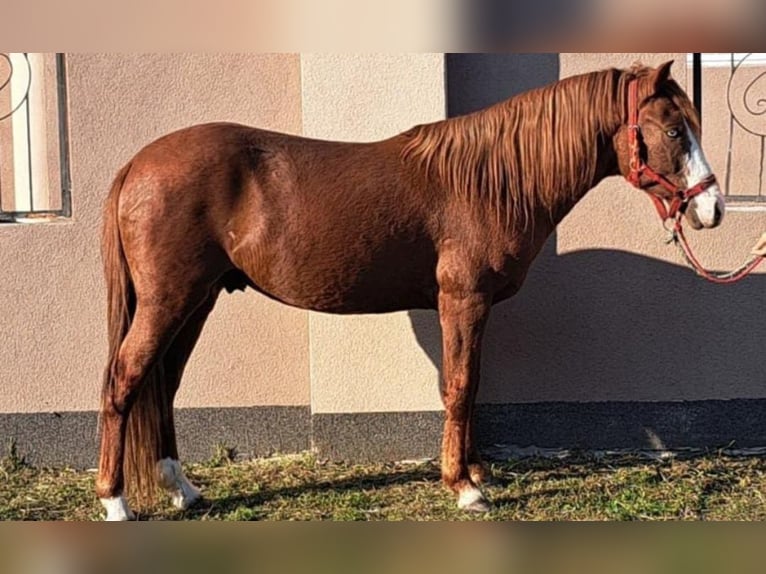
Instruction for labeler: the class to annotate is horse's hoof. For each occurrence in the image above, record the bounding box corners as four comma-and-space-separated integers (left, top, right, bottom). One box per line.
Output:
100, 495, 136, 521
462, 497, 492, 513
457, 486, 492, 513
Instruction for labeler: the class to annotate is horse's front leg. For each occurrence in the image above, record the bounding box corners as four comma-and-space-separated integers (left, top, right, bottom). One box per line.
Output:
438, 289, 491, 512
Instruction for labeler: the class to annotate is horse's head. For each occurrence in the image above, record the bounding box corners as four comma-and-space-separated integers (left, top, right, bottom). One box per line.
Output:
616, 61, 725, 230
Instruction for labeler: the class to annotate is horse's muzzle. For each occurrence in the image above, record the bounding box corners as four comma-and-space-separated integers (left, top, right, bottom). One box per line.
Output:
686, 192, 725, 230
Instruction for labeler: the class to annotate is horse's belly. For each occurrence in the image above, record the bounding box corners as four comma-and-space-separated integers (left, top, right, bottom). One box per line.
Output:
269, 268, 437, 314
236, 242, 438, 313
227, 194, 439, 312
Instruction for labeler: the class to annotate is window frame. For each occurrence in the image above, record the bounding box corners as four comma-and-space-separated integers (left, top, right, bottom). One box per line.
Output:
0, 53, 71, 223
689, 52, 766, 203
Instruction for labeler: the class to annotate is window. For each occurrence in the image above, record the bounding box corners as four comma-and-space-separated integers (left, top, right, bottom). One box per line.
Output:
0, 53, 71, 222
689, 53, 766, 202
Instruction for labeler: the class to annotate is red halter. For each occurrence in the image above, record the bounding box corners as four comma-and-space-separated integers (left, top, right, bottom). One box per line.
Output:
625, 78, 718, 222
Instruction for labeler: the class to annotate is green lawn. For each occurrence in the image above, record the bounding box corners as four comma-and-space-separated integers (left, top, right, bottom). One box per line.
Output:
2, 447, 766, 521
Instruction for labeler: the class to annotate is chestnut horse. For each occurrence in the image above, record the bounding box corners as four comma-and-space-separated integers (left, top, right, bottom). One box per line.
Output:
97, 61, 724, 520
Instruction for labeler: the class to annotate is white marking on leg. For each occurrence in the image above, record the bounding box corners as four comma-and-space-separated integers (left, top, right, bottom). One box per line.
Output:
457, 484, 490, 512
100, 495, 135, 521
684, 119, 724, 227
158, 458, 201, 510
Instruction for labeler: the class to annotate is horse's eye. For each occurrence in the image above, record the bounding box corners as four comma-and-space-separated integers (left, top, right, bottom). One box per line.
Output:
666, 128, 681, 139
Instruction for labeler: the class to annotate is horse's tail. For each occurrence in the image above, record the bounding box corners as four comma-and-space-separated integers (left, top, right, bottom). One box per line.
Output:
100, 162, 168, 505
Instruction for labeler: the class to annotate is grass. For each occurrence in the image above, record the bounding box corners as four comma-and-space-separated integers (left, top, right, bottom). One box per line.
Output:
2, 448, 766, 520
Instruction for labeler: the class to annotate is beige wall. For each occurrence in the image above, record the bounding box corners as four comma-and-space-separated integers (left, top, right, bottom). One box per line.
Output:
2, 53, 764, 429
0, 53, 309, 413
301, 54, 447, 414
305, 53, 766, 414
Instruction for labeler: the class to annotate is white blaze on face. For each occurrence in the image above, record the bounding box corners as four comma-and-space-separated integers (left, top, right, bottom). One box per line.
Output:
684, 119, 725, 227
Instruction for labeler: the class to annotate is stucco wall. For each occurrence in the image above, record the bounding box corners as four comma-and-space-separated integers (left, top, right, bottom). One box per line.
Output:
0, 54, 309, 414
1, 53, 765, 465
300, 54, 446, 414
308, 53, 766, 458
305, 53, 766, 413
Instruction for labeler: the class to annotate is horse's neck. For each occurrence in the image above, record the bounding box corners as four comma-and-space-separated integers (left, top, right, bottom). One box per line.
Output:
547, 141, 620, 227
498, 139, 619, 265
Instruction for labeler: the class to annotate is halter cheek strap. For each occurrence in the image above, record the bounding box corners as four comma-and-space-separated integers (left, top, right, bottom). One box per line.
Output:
626, 79, 718, 222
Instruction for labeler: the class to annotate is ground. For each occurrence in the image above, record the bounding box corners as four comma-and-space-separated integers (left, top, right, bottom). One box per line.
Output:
2, 446, 766, 520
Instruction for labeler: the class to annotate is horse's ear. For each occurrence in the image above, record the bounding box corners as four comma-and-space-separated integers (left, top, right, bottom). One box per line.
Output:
651, 60, 674, 90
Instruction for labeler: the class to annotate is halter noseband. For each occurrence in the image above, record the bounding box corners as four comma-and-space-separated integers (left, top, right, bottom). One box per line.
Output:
626, 78, 718, 222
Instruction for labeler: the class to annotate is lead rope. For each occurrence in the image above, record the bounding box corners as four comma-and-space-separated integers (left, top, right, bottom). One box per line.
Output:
668, 219, 764, 284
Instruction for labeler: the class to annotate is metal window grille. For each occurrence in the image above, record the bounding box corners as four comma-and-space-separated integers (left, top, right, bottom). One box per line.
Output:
690, 52, 766, 202
0, 53, 71, 222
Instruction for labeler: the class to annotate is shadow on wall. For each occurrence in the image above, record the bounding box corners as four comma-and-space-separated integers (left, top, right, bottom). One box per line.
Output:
406, 53, 766, 450
462, 1, 595, 50
409, 238, 766, 406
446, 53, 561, 116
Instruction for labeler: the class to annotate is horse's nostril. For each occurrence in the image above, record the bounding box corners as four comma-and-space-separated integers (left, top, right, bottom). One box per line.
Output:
714, 203, 723, 226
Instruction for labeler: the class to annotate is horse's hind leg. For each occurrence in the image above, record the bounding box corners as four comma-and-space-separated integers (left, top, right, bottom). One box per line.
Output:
97, 288, 211, 520
156, 288, 221, 510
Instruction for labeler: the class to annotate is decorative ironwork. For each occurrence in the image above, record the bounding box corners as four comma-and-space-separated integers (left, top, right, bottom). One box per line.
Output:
693, 53, 766, 201
0, 53, 70, 221
0, 53, 31, 122
726, 53, 766, 200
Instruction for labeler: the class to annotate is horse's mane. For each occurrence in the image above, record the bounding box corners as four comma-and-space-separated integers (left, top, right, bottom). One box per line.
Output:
401, 64, 698, 229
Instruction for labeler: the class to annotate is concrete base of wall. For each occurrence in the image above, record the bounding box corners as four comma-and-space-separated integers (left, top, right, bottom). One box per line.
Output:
3, 400, 766, 468
0, 407, 310, 468
316, 400, 766, 461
